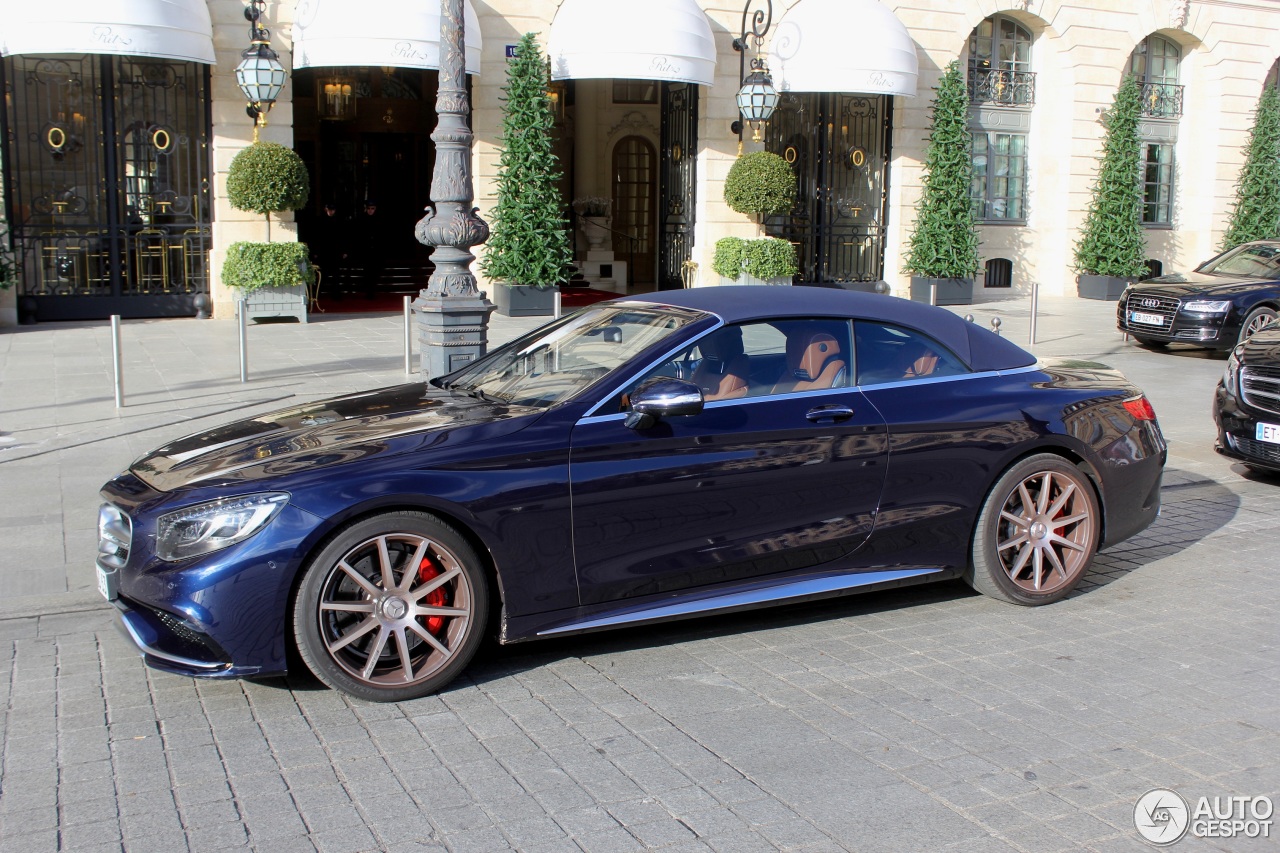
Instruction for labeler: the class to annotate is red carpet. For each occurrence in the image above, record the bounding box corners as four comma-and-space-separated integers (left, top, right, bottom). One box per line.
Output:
315, 287, 621, 314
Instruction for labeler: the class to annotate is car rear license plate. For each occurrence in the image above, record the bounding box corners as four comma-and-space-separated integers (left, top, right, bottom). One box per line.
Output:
1130, 311, 1165, 326
96, 564, 118, 601
1257, 422, 1280, 444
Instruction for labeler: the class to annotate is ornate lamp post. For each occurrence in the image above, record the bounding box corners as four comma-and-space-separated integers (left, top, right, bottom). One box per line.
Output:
235, 0, 287, 142
731, 0, 779, 148
413, 0, 494, 378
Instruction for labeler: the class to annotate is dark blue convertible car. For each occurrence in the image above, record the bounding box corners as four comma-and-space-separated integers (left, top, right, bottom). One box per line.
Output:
97, 288, 1166, 701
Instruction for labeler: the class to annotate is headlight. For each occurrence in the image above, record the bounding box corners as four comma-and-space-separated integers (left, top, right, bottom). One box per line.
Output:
1182, 300, 1231, 313
1223, 350, 1242, 396
156, 492, 289, 562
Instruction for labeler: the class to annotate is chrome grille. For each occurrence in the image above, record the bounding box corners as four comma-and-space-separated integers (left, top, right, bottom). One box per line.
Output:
1124, 293, 1180, 328
1241, 365, 1280, 417
97, 504, 132, 569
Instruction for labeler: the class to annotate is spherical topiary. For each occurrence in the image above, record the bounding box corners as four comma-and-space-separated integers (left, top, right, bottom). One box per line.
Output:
724, 151, 797, 217
227, 142, 310, 215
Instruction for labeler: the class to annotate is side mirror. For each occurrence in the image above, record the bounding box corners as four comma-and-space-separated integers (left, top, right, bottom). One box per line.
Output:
624, 378, 704, 430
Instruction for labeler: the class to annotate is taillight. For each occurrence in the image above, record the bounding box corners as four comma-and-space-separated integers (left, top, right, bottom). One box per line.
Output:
1123, 396, 1157, 421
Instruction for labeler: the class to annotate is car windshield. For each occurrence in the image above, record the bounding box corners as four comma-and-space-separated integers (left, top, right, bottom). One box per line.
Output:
439, 304, 705, 408
1201, 243, 1280, 278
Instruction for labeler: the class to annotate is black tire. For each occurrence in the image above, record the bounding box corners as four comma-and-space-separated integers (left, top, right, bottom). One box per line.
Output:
1238, 306, 1278, 344
293, 511, 488, 702
966, 454, 1100, 606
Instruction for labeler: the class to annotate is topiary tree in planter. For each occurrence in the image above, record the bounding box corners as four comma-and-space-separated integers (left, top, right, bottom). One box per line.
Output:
480, 33, 574, 317
713, 236, 797, 285
905, 60, 980, 305
227, 141, 310, 242
1073, 75, 1148, 299
724, 152, 797, 218
1221, 86, 1280, 250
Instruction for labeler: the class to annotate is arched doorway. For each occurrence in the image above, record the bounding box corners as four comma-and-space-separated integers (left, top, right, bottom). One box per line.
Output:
611, 135, 656, 286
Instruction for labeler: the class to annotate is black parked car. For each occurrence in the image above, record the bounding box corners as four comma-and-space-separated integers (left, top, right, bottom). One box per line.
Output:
1214, 325, 1280, 474
1117, 241, 1280, 350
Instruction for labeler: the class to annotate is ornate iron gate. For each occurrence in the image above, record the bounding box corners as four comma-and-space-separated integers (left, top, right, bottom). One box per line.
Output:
658, 82, 698, 290
764, 93, 891, 284
2, 54, 211, 320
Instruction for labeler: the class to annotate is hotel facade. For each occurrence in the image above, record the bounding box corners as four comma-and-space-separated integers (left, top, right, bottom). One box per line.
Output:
2, 0, 1278, 323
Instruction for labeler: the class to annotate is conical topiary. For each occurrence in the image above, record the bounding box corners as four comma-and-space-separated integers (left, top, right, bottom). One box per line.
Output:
480, 33, 573, 289
1221, 86, 1280, 250
905, 60, 981, 280
1073, 75, 1148, 278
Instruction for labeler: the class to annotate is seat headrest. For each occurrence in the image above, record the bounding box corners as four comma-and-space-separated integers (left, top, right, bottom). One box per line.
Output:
701, 327, 745, 361
789, 332, 840, 381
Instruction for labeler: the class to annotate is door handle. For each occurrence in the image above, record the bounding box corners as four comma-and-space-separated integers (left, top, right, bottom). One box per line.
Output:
806, 404, 854, 424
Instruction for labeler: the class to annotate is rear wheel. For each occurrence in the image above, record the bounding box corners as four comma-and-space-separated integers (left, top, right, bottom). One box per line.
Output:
967, 454, 1099, 605
294, 511, 488, 702
1239, 306, 1278, 344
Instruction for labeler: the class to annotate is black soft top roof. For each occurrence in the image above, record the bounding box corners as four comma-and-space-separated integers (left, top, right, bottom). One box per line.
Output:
625, 286, 1035, 372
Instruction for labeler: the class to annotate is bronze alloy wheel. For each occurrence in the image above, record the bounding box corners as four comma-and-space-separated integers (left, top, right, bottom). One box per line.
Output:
295, 512, 487, 701
1240, 306, 1278, 343
967, 454, 1099, 605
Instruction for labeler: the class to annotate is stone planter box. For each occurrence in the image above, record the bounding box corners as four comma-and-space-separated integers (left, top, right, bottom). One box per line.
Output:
718, 275, 793, 287
493, 283, 556, 317
242, 285, 308, 323
1077, 274, 1130, 301
910, 276, 973, 306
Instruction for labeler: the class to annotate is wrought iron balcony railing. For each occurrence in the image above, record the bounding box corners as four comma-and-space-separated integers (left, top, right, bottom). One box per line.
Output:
968, 68, 1036, 107
1140, 81, 1184, 118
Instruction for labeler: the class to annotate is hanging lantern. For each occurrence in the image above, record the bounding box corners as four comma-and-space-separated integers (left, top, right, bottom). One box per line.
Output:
318, 76, 356, 121
736, 61, 779, 138
235, 0, 288, 139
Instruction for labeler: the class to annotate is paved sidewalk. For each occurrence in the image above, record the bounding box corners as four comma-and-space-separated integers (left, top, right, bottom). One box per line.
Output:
1, 292, 1275, 852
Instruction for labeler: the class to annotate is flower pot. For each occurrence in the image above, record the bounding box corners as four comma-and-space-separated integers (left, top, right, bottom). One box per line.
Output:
579, 216, 612, 252
493, 283, 556, 317
242, 285, 308, 323
1077, 274, 1130, 301
910, 276, 973, 306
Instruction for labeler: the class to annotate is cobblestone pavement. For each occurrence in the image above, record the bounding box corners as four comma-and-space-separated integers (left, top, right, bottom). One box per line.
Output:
1, 296, 1276, 851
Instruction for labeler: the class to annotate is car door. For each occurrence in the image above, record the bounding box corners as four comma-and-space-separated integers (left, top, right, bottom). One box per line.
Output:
568, 318, 889, 605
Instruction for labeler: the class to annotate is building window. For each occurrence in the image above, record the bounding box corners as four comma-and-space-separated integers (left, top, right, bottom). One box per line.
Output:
968, 15, 1035, 106
1141, 142, 1174, 226
613, 79, 657, 104
971, 132, 1027, 222
1130, 36, 1183, 118
985, 258, 1013, 288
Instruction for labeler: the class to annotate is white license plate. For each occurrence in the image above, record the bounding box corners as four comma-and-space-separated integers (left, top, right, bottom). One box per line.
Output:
1257, 422, 1280, 444
96, 564, 118, 601
1130, 311, 1166, 326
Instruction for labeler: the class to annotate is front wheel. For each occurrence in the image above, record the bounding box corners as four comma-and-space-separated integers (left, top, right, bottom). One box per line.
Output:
1238, 306, 1278, 344
966, 454, 1100, 605
294, 511, 488, 702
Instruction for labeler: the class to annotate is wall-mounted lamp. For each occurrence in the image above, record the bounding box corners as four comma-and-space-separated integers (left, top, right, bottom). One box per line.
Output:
731, 0, 779, 148
235, 0, 287, 141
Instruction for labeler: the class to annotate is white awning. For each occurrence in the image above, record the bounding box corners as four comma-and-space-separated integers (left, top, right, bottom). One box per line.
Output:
771, 0, 918, 97
548, 0, 715, 86
0, 0, 215, 64
292, 0, 482, 74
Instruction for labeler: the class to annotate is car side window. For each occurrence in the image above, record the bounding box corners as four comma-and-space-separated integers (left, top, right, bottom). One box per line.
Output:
613, 318, 853, 411
855, 322, 968, 386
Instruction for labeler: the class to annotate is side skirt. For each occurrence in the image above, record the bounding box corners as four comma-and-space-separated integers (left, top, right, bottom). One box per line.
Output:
502, 566, 959, 643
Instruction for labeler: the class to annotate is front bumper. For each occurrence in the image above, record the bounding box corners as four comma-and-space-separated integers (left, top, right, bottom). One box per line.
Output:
1214, 385, 1280, 473
1116, 302, 1239, 348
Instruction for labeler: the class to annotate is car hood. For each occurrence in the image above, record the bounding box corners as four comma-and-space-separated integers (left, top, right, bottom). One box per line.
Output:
1130, 271, 1273, 297
1239, 326, 1280, 364
130, 383, 540, 492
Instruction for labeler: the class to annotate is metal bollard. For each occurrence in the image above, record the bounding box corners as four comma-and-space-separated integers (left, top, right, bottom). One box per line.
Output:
554, 291, 563, 319
238, 299, 248, 383
964, 314, 975, 323
403, 295, 413, 375
1028, 280, 1039, 346
874, 281, 889, 295
929, 281, 938, 307
991, 316, 1003, 336
111, 315, 124, 408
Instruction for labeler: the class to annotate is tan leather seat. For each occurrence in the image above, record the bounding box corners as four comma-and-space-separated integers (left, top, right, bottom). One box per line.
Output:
772, 332, 847, 394
690, 328, 750, 400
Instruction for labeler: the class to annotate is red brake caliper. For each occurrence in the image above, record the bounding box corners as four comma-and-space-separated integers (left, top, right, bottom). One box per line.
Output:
417, 557, 448, 634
